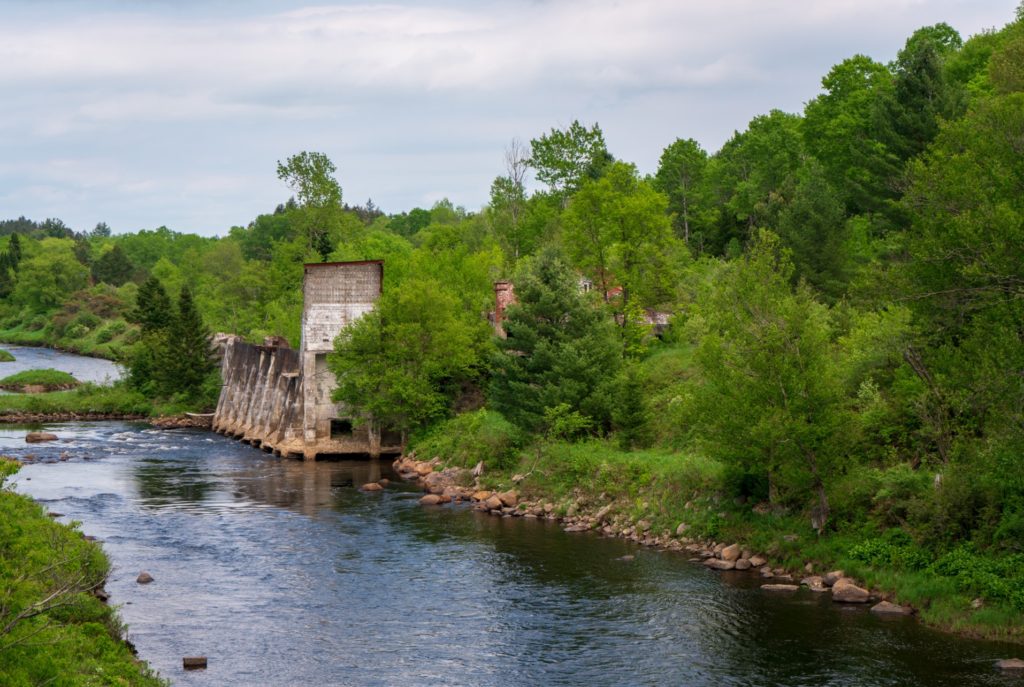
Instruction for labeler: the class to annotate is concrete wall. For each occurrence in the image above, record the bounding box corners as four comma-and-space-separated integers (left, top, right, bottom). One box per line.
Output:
213, 260, 401, 460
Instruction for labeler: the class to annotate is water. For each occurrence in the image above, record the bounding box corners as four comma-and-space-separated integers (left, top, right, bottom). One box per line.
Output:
3, 421, 1022, 687
0, 343, 123, 386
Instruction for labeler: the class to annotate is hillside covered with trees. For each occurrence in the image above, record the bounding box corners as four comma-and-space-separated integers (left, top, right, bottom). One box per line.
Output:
2, 7, 1023, 637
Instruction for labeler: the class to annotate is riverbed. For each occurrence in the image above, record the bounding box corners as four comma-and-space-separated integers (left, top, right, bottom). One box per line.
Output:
3, 420, 1022, 687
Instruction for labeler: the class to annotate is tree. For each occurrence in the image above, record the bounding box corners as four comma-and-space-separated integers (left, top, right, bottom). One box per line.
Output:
489, 249, 621, 432
158, 287, 215, 398
90, 222, 112, 238
563, 161, 682, 309
692, 231, 845, 531
7, 233, 22, 267
803, 55, 901, 217
529, 121, 610, 200
489, 137, 534, 259
328, 278, 488, 438
654, 138, 709, 244
130, 277, 173, 333
12, 241, 89, 310
276, 151, 343, 260
776, 159, 850, 299
91, 245, 135, 286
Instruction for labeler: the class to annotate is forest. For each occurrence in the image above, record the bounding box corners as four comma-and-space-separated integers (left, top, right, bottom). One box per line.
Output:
1, 8, 1023, 637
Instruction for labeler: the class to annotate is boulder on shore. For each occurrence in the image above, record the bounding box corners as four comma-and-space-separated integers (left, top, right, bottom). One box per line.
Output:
25, 432, 58, 443
831, 578, 870, 603
720, 543, 741, 562
823, 570, 845, 587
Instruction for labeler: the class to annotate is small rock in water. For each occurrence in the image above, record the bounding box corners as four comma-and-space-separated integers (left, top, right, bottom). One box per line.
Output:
137, 571, 154, 584
617, 555, 635, 562
704, 558, 735, 571
183, 656, 208, 670
419, 494, 442, 506
870, 601, 912, 615
761, 584, 800, 592
734, 558, 752, 570
25, 432, 58, 443
47, 512, 64, 518
360, 482, 383, 492
997, 659, 1024, 671
831, 578, 870, 603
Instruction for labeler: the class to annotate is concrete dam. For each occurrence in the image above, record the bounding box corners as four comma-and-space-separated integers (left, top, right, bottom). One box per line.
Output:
212, 260, 402, 460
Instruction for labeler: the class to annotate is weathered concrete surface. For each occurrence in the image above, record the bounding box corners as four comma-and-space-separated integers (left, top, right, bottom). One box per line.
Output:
213, 260, 402, 460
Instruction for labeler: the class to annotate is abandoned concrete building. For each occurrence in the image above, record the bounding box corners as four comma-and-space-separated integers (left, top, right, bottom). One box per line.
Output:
212, 260, 402, 460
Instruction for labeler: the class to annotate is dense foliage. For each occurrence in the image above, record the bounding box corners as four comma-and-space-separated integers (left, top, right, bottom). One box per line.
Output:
1, 6, 1023, 632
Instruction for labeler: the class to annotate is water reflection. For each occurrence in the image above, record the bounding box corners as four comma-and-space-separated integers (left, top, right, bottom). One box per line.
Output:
7, 424, 1022, 687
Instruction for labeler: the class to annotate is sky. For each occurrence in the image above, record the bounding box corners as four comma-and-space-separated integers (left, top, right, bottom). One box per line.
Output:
0, 0, 1017, 237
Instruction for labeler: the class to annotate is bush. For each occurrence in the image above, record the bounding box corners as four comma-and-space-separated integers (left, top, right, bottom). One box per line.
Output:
930, 546, 1024, 610
413, 410, 523, 471
848, 528, 932, 571
64, 323, 89, 339
95, 320, 127, 344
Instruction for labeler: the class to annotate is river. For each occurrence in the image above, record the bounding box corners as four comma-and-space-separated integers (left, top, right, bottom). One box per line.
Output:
5, 423, 1022, 686
0, 343, 123, 386
2, 350, 1022, 686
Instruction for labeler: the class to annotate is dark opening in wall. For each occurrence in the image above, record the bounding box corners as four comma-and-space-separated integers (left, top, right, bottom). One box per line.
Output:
330, 418, 353, 437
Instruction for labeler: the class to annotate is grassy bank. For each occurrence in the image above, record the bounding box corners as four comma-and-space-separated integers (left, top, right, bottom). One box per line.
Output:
0, 459, 166, 685
0, 349, 14, 362
0, 382, 200, 419
0, 317, 136, 362
0, 368, 80, 392
413, 411, 1024, 643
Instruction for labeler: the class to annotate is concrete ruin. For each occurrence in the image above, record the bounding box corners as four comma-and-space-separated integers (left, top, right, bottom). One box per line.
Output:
212, 260, 402, 460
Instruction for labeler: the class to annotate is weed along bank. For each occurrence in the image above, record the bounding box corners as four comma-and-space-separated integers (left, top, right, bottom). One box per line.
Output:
213, 260, 402, 459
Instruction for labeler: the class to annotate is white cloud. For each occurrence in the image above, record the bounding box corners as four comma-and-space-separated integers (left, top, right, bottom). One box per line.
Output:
0, 0, 1016, 234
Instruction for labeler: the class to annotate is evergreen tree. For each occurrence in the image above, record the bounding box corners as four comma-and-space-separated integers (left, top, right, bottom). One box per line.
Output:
130, 276, 173, 333
489, 249, 621, 432
91, 245, 135, 286
7, 233, 21, 268
161, 287, 215, 398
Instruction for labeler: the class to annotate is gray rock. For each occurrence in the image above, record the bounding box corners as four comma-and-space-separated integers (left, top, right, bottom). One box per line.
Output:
419, 494, 442, 506
801, 575, 828, 592
761, 584, 799, 592
136, 571, 154, 584
749, 555, 768, 567
823, 570, 845, 587
734, 558, 752, 570
25, 432, 58, 443
870, 601, 912, 615
704, 558, 736, 571
832, 578, 870, 603
360, 482, 383, 492
996, 659, 1024, 671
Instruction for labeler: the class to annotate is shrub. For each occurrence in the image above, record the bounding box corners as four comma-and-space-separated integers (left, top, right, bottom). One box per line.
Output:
848, 528, 932, 571
413, 410, 523, 471
64, 323, 89, 339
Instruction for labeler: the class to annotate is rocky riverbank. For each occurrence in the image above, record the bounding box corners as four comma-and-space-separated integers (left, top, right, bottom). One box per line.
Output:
389, 453, 916, 617
0, 411, 147, 424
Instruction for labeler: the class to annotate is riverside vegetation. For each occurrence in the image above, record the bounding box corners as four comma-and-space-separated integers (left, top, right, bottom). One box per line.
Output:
0, 459, 166, 686
1, 7, 1023, 641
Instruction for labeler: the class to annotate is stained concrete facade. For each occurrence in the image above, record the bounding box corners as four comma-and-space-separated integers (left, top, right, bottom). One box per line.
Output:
213, 260, 401, 460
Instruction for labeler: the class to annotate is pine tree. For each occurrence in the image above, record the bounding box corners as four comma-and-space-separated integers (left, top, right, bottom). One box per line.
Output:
7, 233, 21, 269
162, 287, 215, 398
131, 277, 173, 333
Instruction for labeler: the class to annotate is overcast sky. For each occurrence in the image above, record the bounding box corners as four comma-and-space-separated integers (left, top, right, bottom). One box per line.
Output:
0, 0, 1016, 236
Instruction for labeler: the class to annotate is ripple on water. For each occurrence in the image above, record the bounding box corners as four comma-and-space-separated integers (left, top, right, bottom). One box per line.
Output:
9, 424, 1024, 687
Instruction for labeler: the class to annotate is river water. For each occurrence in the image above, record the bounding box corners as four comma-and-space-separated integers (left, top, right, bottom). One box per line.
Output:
1, 350, 1022, 686
0, 343, 123, 385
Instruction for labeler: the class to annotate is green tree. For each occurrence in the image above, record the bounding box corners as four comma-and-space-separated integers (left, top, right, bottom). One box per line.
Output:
654, 138, 709, 244
328, 278, 488, 439
91, 244, 135, 286
489, 249, 621, 432
692, 231, 845, 531
529, 120, 610, 200
276, 151, 343, 260
12, 240, 89, 310
564, 161, 683, 309
130, 276, 173, 333
162, 287, 215, 398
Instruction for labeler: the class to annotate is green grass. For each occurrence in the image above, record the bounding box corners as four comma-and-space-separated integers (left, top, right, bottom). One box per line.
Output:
0, 383, 156, 416
0, 458, 167, 685
0, 348, 14, 362
0, 368, 80, 391
0, 316, 138, 362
